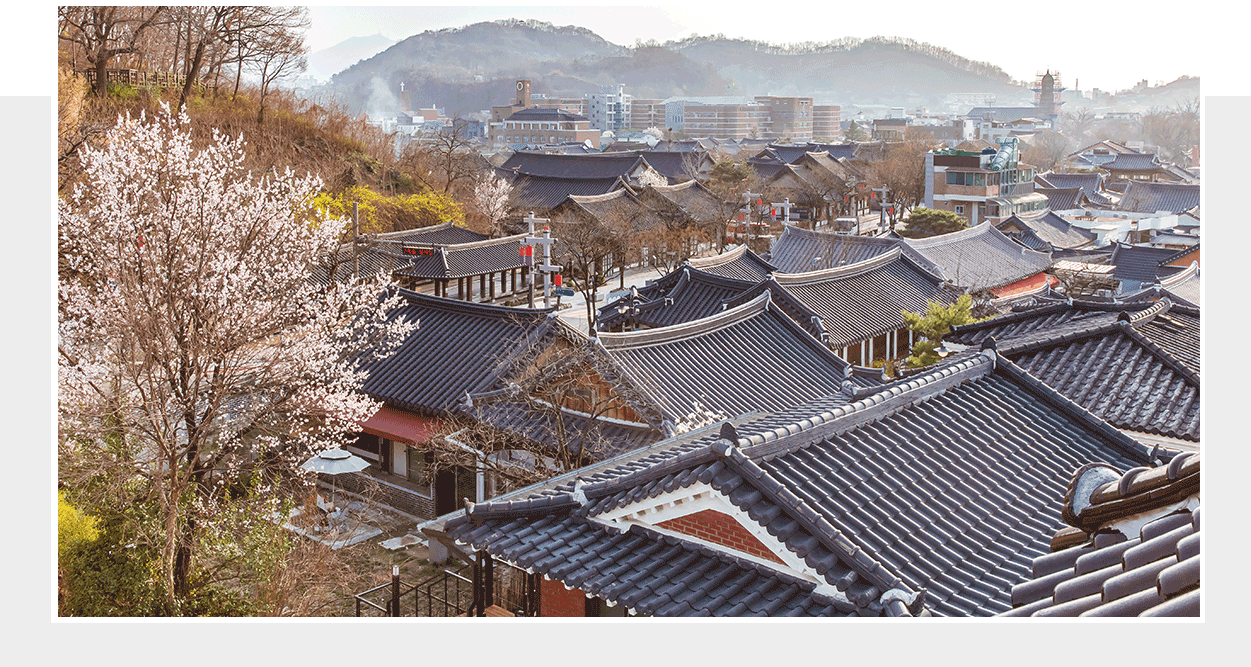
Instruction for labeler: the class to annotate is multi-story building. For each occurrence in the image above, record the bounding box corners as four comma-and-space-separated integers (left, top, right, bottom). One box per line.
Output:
812, 105, 841, 141
488, 80, 598, 149
754, 96, 814, 142
586, 83, 630, 133
872, 118, 907, 141
628, 99, 666, 131
924, 138, 1048, 225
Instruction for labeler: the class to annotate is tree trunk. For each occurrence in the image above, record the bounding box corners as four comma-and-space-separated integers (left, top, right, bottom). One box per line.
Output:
179, 40, 206, 110
93, 54, 110, 97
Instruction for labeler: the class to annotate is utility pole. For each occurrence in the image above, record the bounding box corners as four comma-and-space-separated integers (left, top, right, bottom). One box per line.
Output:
523, 212, 559, 309
873, 186, 889, 234
770, 197, 792, 228
742, 191, 761, 245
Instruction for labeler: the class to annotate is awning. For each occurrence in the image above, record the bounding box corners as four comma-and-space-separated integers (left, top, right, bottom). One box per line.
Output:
359, 405, 442, 446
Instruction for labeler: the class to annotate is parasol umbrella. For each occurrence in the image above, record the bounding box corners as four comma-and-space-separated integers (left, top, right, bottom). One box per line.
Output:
301, 448, 370, 519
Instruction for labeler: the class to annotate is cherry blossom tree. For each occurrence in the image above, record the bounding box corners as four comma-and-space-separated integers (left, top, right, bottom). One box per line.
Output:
471, 172, 513, 236
58, 104, 417, 613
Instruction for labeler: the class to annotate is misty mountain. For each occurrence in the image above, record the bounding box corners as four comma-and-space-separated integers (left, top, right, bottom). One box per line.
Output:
324, 19, 1038, 117
307, 33, 395, 82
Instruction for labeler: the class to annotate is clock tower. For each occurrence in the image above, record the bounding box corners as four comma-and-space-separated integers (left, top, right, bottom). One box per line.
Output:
516, 80, 531, 109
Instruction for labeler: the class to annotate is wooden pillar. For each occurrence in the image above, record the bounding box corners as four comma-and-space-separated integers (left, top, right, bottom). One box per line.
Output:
490, 272, 497, 300
510, 268, 517, 294
480, 273, 487, 300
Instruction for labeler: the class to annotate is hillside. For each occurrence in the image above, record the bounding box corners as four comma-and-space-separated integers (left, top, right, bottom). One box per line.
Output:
323, 19, 1036, 116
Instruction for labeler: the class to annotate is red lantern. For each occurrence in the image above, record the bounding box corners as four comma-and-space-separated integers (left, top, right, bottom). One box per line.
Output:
756, 198, 763, 206
870, 192, 876, 199
888, 207, 894, 215
554, 273, 563, 287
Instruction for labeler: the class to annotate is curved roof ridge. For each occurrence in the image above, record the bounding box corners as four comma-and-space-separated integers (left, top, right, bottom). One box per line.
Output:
597, 290, 773, 351
442, 231, 529, 251
397, 287, 555, 319
372, 220, 457, 238
687, 244, 748, 266
1159, 261, 1199, 286
772, 246, 903, 284
569, 188, 636, 204
740, 352, 996, 455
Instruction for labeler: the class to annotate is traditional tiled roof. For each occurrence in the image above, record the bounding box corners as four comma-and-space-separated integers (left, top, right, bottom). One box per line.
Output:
1161, 164, 1200, 184
1035, 186, 1084, 211
433, 349, 1159, 617
902, 223, 1053, 291
750, 144, 813, 165
501, 151, 650, 180
618, 267, 756, 329
558, 189, 665, 233
1116, 181, 1201, 214
394, 233, 529, 280
949, 299, 1200, 441
997, 211, 1097, 251
1107, 243, 1184, 288
444, 492, 876, 617
634, 180, 729, 225
768, 248, 950, 349
748, 161, 788, 181
1158, 243, 1200, 267
359, 290, 557, 416
1036, 171, 1102, 193
373, 221, 491, 246
508, 174, 630, 211
684, 245, 777, 282
1099, 153, 1164, 172
1158, 263, 1200, 308
596, 291, 857, 425
768, 225, 938, 274
632, 150, 710, 182
461, 387, 666, 460
1035, 171, 1116, 207
1000, 454, 1199, 617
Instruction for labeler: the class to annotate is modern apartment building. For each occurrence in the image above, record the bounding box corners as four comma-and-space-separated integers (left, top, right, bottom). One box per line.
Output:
587, 83, 630, 133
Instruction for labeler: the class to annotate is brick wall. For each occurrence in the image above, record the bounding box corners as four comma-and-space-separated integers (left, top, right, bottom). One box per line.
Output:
656, 509, 784, 564
540, 577, 587, 617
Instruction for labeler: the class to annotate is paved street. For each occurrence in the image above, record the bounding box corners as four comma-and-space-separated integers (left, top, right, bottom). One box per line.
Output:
551, 264, 666, 335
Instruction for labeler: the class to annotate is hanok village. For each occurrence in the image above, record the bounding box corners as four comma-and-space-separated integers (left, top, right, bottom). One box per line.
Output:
292, 78, 1202, 619
63, 64, 1201, 619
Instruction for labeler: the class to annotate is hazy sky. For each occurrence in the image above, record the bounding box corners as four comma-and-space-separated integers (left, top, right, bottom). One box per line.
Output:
305, 3, 1209, 93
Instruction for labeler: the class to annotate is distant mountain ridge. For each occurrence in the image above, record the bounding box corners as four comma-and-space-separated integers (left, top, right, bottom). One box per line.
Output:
307, 33, 394, 82
324, 19, 1036, 117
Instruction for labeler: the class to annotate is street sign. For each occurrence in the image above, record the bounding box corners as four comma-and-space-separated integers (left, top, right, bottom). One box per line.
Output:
554, 288, 575, 297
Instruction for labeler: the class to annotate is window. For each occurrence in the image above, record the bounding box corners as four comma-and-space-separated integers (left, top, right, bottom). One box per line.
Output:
955, 205, 965, 214
946, 171, 963, 185
407, 448, 427, 485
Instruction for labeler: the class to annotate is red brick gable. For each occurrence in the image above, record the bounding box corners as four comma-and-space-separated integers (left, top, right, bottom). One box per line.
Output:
540, 577, 587, 617
656, 508, 785, 564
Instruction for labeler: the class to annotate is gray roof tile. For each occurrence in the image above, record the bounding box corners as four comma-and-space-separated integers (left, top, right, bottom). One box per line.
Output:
903, 222, 1053, 291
